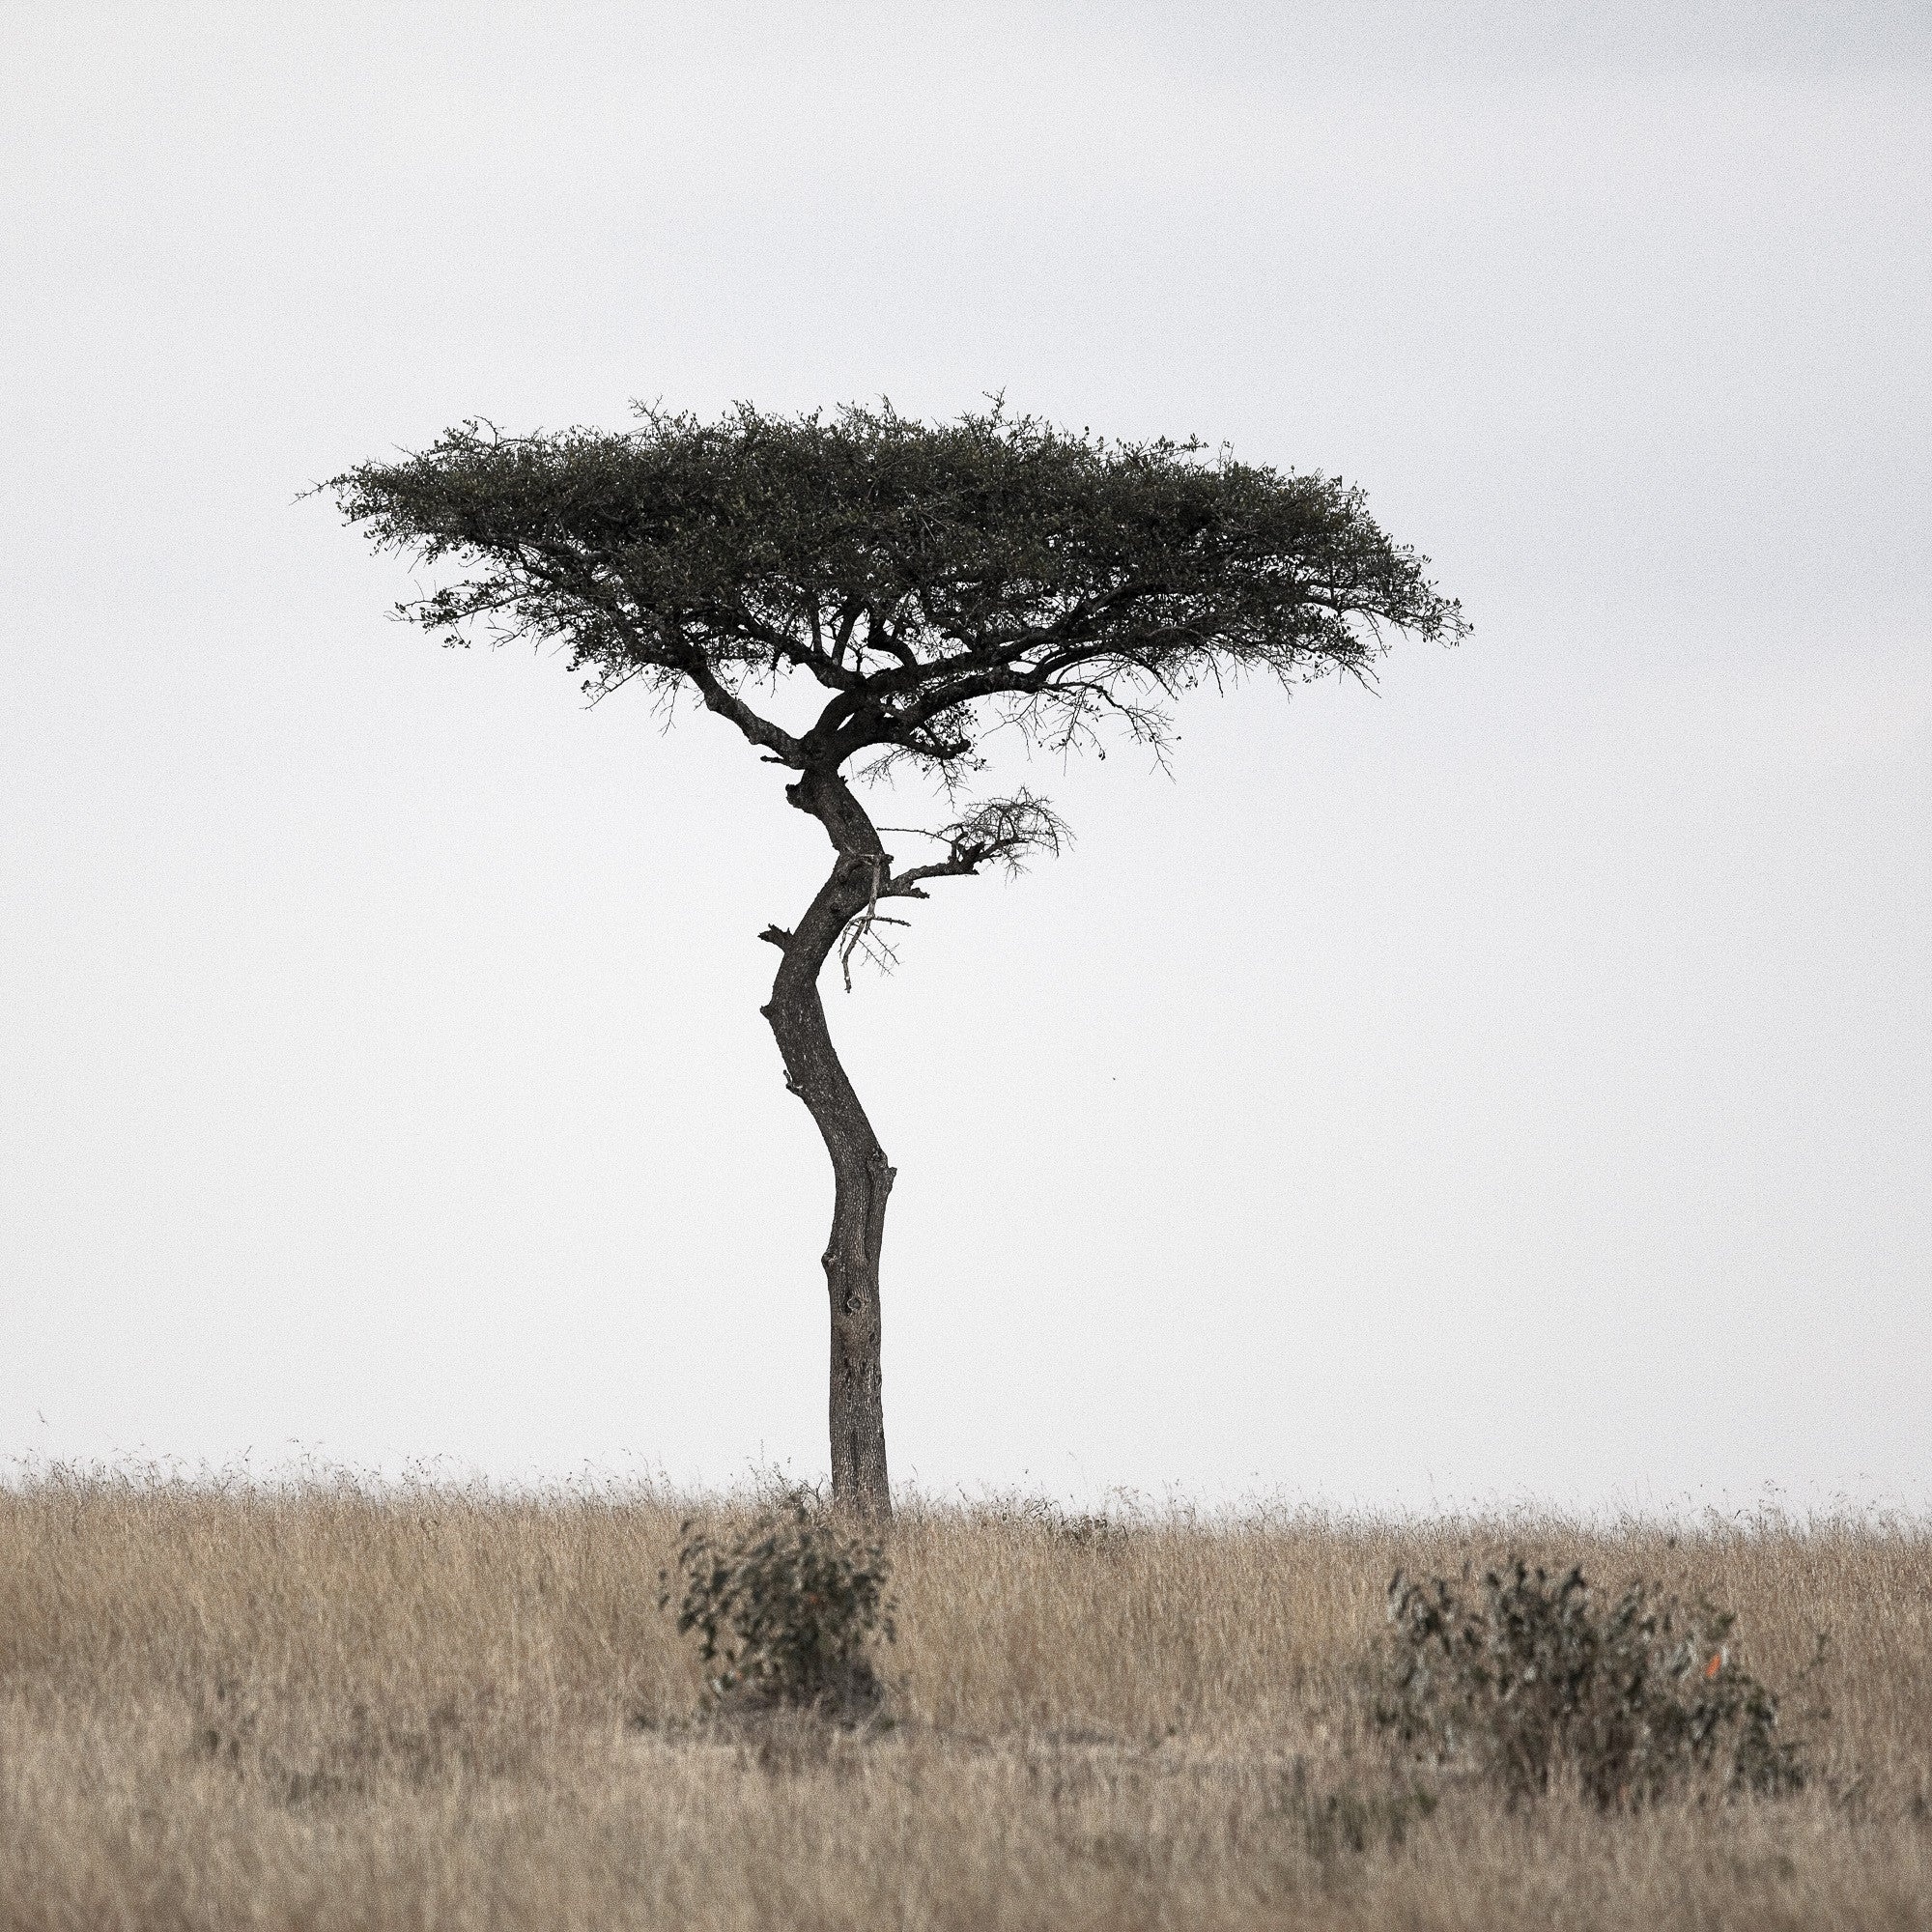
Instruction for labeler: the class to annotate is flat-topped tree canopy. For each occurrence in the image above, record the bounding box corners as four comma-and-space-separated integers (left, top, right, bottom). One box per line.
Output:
329, 399, 1464, 1517
329, 400, 1464, 786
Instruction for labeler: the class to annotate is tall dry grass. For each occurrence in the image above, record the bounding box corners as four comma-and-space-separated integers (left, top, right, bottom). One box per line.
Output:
1, 1473, 1927, 1929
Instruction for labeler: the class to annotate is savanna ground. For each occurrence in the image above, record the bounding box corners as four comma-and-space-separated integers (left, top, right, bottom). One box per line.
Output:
1, 1473, 1927, 1930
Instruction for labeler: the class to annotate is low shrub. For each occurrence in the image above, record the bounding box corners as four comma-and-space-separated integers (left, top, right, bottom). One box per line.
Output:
660, 1492, 895, 1720
1372, 1557, 1809, 1808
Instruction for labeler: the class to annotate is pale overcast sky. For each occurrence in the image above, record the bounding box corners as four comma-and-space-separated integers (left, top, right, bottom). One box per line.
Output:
3, 2, 1926, 1512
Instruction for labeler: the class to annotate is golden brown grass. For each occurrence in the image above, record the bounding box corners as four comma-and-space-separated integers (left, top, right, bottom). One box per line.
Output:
1, 1474, 1927, 1930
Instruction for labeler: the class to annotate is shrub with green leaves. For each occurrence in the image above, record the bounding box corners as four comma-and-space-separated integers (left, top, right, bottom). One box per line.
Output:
1373, 1558, 1809, 1808
661, 1493, 895, 1719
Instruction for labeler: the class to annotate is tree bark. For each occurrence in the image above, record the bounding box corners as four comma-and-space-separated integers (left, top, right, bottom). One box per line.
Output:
759, 768, 896, 1519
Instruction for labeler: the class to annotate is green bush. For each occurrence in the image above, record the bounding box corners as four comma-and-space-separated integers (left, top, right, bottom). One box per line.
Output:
1372, 1558, 1809, 1808
660, 1492, 895, 1719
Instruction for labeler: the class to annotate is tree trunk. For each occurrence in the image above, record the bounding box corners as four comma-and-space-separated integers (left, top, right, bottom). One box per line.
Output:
758, 771, 897, 1519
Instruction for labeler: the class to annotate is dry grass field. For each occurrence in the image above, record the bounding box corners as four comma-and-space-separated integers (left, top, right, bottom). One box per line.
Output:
1, 1473, 1927, 1931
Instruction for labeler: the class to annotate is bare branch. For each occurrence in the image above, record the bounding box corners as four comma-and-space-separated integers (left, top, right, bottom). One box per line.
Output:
881, 789, 1070, 897
837, 854, 912, 991
669, 641, 807, 766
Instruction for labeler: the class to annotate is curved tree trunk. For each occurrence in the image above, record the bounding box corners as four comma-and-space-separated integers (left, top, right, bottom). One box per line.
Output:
758, 770, 897, 1519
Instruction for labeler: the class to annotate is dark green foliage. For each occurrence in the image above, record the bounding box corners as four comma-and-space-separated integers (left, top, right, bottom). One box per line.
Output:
1373, 1559, 1809, 1808
661, 1494, 895, 1719
327, 400, 1464, 781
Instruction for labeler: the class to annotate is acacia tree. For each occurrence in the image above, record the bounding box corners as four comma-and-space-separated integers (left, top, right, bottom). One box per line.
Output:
329, 402, 1463, 1518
